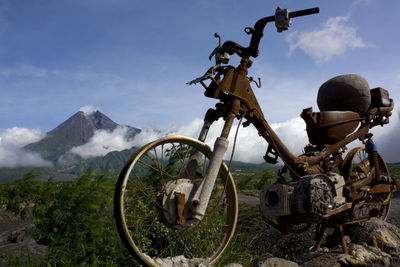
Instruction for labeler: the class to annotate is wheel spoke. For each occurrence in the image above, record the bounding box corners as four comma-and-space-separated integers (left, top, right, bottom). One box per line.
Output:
137, 158, 175, 180
114, 137, 238, 264
346, 147, 391, 221
171, 142, 192, 178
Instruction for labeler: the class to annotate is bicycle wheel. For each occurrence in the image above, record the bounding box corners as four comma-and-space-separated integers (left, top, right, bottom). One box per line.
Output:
114, 136, 238, 266
342, 147, 391, 221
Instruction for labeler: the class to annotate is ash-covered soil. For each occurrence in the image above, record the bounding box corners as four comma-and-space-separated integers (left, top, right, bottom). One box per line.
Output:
249, 196, 400, 267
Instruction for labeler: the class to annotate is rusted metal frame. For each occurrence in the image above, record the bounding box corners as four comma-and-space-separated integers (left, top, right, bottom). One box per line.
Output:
216, 58, 306, 176
312, 224, 326, 251
338, 224, 349, 254
191, 98, 239, 220
305, 124, 370, 166
369, 183, 397, 194
313, 223, 348, 254
324, 203, 353, 216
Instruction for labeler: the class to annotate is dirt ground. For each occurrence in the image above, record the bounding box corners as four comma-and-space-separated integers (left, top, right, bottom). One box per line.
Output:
0, 207, 47, 266
1, 195, 399, 266
249, 196, 400, 267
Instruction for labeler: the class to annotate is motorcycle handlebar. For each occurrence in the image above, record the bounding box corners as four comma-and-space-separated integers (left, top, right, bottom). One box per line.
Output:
289, 7, 320, 19
244, 7, 319, 57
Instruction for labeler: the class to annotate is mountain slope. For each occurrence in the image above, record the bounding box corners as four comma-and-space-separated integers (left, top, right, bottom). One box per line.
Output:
24, 110, 139, 162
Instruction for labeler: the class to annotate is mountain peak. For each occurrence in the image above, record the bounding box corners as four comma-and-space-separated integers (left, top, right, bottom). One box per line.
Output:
80, 110, 118, 131
24, 110, 120, 161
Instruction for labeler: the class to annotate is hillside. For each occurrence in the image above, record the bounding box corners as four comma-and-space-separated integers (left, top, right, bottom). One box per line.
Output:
24, 110, 140, 163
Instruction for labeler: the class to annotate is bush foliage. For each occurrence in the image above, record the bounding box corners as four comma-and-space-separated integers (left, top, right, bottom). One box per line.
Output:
1, 171, 137, 266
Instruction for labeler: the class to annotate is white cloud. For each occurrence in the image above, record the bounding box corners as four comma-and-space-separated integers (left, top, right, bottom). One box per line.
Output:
286, 15, 366, 63
70, 115, 309, 164
70, 126, 135, 158
0, 127, 52, 168
69, 108, 400, 164
79, 105, 101, 115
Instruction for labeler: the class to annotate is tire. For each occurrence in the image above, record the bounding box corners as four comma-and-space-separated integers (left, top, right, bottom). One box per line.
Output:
114, 136, 238, 266
342, 147, 391, 221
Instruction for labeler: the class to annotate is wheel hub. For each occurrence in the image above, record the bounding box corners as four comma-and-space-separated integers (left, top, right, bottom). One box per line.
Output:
158, 179, 199, 230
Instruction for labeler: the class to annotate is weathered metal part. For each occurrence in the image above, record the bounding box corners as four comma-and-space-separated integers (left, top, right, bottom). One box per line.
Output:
369, 184, 397, 194
260, 174, 337, 220
325, 203, 353, 216
275, 7, 292, 32
301, 108, 362, 145
159, 179, 198, 230
187, 65, 221, 85
248, 76, 261, 88
312, 224, 326, 252
339, 224, 349, 254
114, 136, 239, 265
175, 192, 186, 225
191, 137, 229, 220
260, 184, 293, 217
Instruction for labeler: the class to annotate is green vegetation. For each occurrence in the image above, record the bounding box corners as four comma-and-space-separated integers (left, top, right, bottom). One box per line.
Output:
388, 163, 400, 178
2, 162, 399, 266
1, 171, 138, 266
0, 168, 51, 183
232, 166, 283, 196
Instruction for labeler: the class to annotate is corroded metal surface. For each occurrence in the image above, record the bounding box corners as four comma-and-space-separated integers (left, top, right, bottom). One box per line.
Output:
115, 6, 397, 265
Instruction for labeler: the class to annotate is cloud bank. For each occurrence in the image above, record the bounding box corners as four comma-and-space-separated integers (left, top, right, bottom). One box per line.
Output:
70, 126, 136, 158
70, 108, 399, 164
0, 127, 52, 168
70, 117, 309, 163
286, 15, 366, 63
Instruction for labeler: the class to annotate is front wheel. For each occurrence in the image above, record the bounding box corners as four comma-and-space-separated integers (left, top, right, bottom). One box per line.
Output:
114, 136, 238, 266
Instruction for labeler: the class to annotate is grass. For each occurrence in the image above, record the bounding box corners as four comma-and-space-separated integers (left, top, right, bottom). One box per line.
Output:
216, 203, 263, 266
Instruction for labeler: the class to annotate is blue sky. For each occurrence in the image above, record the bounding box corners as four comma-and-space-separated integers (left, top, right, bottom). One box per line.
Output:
0, 0, 400, 164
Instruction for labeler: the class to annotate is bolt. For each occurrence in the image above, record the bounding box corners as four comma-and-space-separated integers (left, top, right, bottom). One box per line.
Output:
192, 200, 200, 207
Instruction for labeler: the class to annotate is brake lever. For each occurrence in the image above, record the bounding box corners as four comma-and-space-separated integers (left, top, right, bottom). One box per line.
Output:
186, 65, 220, 85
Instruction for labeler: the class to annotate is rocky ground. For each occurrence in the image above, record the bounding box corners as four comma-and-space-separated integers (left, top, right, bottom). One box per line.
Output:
0, 206, 47, 266
246, 195, 400, 267
1, 196, 400, 266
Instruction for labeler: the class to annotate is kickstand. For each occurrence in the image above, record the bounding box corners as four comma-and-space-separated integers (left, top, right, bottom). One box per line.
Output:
312, 223, 326, 251
338, 224, 349, 254
312, 223, 349, 255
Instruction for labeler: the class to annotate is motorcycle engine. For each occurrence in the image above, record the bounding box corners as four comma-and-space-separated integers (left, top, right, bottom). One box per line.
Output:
260, 173, 346, 222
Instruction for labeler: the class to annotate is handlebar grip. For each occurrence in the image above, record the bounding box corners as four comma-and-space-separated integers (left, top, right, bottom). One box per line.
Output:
289, 7, 319, 18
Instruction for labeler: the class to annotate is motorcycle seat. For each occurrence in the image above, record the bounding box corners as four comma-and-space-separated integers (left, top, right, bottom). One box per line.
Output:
301, 108, 362, 145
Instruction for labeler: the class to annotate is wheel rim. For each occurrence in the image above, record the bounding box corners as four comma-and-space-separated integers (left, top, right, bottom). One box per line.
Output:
344, 147, 391, 221
114, 136, 238, 266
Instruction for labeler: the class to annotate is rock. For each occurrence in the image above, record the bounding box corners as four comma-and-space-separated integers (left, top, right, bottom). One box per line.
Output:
346, 218, 400, 256
223, 264, 243, 267
7, 230, 25, 243
154, 256, 208, 267
338, 244, 391, 266
258, 257, 299, 267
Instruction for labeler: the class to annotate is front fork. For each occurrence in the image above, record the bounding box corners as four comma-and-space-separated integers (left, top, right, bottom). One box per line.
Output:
187, 99, 240, 221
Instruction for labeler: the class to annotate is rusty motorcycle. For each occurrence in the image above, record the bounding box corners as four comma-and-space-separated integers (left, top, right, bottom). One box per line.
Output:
114, 7, 397, 266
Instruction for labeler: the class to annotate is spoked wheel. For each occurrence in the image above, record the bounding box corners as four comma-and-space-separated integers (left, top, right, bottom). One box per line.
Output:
114, 136, 238, 266
343, 147, 391, 221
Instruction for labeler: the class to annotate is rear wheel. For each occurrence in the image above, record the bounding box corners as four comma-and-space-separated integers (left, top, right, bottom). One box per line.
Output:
343, 147, 391, 221
114, 136, 238, 266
